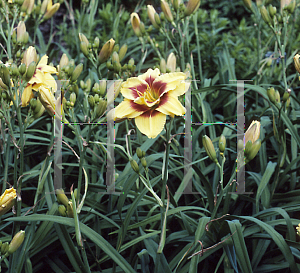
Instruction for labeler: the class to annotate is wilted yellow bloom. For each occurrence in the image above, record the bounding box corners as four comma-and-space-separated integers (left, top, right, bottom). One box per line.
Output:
244, 120, 260, 145
0, 188, 17, 216
114, 68, 190, 138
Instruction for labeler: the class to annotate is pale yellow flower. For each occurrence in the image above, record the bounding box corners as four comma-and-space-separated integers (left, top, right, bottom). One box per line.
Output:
114, 68, 190, 138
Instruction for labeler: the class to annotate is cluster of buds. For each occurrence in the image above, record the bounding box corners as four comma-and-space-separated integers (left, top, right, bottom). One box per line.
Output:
58, 54, 83, 83
18, 0, 61, 20
0, 230, 25, 258
160, 52, 180, 73
202, 135, 226, 163
238, 120, 261, 164
267, 87, 290, 108
56, 189, 78, 218
130, 148, 148, 174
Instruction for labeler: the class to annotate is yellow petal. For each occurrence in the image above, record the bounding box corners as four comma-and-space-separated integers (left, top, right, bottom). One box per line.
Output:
114, 99, 147, 119
167, 81, 190, 97
138, 68, 160, 84
156, 93, 186, 116
22, 85, 34, 107
155, 72, 186, 95
135, 110, 166, 138
121, 78, 148, 99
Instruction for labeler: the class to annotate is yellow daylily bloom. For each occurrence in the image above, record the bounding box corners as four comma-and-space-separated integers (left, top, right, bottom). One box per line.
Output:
22, 46, 57, 107
114, 68, 190, 138
0, 188, 17, 217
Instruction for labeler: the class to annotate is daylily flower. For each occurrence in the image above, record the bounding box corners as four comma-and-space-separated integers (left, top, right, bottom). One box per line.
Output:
114, 68, 190, 138
22, 46, 57, 107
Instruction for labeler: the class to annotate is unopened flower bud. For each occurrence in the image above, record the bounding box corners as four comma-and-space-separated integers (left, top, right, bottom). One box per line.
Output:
118, 44, 127, 62
1, 242, 9, 256
130, 13, 142, 37
19, 63, 26, 75
136, 147, 143, 159
268, 4, 276, 18
130, 159, 140, 173
8, 231, 25, 255
275, 90, 280, 103
260, 5, 272, 25
284, 0, 296, 14
166, 52, 176, 72
185, 0, 201, 16
245, 120, 260, 145
98, 38, 115, 64
111, 51, 120, 64
242, 0, 252, 11
71, 63, 83, 82
282, 91, 289, 102
41, 0, 49, 14
58, 204, 67, 216
95, 98, 107, 118
286, 97, 290, 108
25, 61, 37, 81
245, 139, 261, 163
99, 80, 106, 96
88, 95, 95, 109
0, 65, 11, 88
80, 41, 89, 57
21, 0, 34, 14
17, 21, 26, 44
202, 135, 217, 163
147, 5, 160, 29
219, 134, 226, 154
160, 58, 166, 73
238, 139, 244, 151
141, 157, 147, 168
173, 0, 181, 11
70, 92, 76, 104
94, 94, 100, 103
93, 37, 100, 49
56, 189, 69, 207
43, 3, 60, 20
0, 188, 16, 216
267, 87, 276, 103
161, 0, 174, 23
244, 140, 252, 156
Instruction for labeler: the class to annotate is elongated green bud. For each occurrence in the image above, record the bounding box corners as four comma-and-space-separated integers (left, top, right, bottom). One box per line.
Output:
275, 90, 280, 103
244, 140, 252, 156
88, 95, 95, 109
130, 159, 140, 173
161, 0, 174, 23
1, 242, 9, 255
99, 80, 106, 97
56, 189, 69, 207
0, 65, 11, 87
19, 63, 27, 75
67, 201, 74, 218
80, 41, 89, 57
267, 87, 276, 103
202, 135, 217, 163
71, 63, 83, 82
260, 5, 271, 25
136, 147, 143, 159
141, 157, 147, 168
95, 99, 107, 118
268, 4, 276, 18
58, 205, 67, 216
245, 139, 261, 163
282, 91, 289, 102
8, 231, 25, 255
25, 61, 37, 81
219, 134, 226, 154
118, 44, 127, 62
